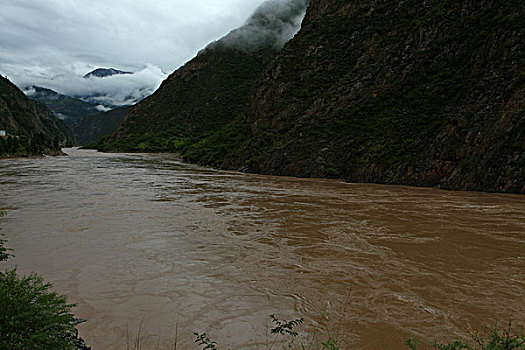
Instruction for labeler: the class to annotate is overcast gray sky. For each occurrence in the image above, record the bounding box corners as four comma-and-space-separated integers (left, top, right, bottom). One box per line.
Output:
0, 0, 268, 104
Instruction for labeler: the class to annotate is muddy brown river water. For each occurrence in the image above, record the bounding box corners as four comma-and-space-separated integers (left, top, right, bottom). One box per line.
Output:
0, 148, 523, 349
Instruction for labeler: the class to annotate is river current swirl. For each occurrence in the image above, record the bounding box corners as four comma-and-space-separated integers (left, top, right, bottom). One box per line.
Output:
1, 148, 523, 349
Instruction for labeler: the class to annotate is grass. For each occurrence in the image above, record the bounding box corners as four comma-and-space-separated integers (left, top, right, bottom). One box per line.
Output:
125, 288, 524, 349
407, 321, 524, 350
191, 318, 524, 350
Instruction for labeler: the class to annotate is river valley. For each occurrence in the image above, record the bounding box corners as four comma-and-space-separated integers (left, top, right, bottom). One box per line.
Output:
0, 148, 524, 349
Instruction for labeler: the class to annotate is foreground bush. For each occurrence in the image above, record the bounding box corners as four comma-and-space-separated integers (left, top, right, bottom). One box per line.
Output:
0, 268, 77, 350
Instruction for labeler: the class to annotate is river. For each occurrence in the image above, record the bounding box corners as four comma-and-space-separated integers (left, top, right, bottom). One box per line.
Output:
0, 148, 523, 349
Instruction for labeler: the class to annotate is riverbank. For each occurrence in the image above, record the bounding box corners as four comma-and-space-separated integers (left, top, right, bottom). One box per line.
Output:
0, 149, 68, 159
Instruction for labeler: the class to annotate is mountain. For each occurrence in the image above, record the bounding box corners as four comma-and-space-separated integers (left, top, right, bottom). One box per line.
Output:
73, 106, 130, 146
237, 0, 524, 193
0, 75, 75, 155
25, 85, 100, 125
101, 0, 308, 152
84, 68, 133, 79
101, 0, 524, 194
24, 85, 133, 145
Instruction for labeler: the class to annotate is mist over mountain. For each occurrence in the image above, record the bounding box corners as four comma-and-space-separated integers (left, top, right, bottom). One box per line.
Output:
0, 0, 268, 95
6, 64, 166, 108
24, 86, 100, 125
24, 84, 129, 145
209, 0, 308, 52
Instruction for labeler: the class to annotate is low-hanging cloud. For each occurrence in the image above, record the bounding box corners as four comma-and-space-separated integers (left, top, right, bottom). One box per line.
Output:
0, 0, 272, 100
215, 0, 309, 52
11, 63, 167, 107
95, 104, 112, 112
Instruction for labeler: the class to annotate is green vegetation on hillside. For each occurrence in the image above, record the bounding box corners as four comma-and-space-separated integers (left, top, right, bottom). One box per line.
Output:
0, 133, 63, 157
240, 0, 524, 190
73, 106, 130, 145
104, 46, 275, 144
28, 86, 100, 126
0, 75, 75, 155
92, 132, 183, 153
181, 114, 246, 166
92, 114, 247, 169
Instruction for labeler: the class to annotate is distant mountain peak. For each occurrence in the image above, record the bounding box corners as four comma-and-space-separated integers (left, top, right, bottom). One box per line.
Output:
84, 68, 133, 79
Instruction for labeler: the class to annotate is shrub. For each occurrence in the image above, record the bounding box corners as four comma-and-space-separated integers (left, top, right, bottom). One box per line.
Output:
0, 269, 78, 350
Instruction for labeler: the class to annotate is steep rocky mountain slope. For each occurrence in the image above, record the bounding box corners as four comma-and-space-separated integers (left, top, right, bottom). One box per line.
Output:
239, 0, 524, 193
102, 0, 308, 152
103, 0, 524, 193
0, 75, 75, 155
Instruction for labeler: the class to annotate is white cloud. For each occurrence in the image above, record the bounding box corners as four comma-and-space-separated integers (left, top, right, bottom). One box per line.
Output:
95, 105, 112, 112
0, 0, 309, 107
23, 86, 37, 97
0, 0, 269, 96
6, 62, 167, 106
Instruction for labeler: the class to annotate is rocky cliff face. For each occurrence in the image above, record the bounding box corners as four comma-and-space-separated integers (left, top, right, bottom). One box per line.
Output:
240, 0, 524, 193
0, 75, 75, 154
